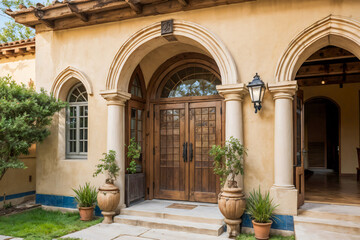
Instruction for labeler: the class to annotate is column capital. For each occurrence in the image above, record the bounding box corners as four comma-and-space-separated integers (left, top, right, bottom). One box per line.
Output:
100, 89, 131, 106
216, 83, 248, 102
268, 81, 298, 100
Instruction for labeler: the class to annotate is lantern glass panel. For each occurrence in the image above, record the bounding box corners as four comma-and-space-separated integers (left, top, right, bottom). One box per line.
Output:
249, 87, 254, 103
251, 85, 262, 103
260, 85, 265, 102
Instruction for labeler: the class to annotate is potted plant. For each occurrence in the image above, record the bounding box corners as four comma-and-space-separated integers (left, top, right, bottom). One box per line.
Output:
209, 136, 246, 237
246, 187, 278, 240
125, 138, 145, 207
73, 182, 97, 221
93, 150, 120, 224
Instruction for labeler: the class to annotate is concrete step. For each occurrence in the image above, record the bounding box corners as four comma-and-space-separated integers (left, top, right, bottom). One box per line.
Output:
294, 215, 360, 235
120, 208, 223, 225
295, 224, 360, 240
298, 203, 360, 222
114, 214, 224, 236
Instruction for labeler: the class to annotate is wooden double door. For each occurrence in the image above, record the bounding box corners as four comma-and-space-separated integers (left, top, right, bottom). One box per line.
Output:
154, 101, 222, 203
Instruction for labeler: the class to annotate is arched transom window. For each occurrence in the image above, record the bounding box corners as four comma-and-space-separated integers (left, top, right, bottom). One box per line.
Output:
161, 66, 221, 98
66, 83, 88, 158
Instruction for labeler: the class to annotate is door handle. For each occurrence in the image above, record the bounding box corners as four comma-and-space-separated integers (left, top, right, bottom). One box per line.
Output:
183, 142, 188, 162
189, 143, 193, 162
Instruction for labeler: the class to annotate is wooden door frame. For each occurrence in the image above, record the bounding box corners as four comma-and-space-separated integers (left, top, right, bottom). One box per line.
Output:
125, 66, 146, 171
144, 52, 225, 201
293, 90, 305, 207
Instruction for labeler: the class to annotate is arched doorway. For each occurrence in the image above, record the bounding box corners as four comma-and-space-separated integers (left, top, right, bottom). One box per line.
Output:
294, 45, 360, 205
147, 53, 224, 203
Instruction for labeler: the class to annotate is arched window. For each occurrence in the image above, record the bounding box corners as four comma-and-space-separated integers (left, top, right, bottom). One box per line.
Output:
66, 83, 88, 158
161, 65, 221, 98
126, 66, 146, 172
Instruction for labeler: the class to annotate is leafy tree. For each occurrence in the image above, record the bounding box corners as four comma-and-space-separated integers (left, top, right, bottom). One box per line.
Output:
0, 0, 34, 43
0, 0, 51, 43
0, 76, 67, 181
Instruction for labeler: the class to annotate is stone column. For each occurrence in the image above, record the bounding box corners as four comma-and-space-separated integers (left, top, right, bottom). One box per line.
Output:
268, 81, 298, 215
100, 90, 131, 210
217, 83, 248, 188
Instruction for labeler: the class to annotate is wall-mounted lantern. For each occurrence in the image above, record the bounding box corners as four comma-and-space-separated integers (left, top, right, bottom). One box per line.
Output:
247, 73, 266, 113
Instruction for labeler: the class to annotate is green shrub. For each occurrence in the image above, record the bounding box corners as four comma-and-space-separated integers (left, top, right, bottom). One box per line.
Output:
126, 138, 141, 174
72, 182, 97, 208
93, 150, 120, 183
246, 187, 278, 223
209, 136, 246, 187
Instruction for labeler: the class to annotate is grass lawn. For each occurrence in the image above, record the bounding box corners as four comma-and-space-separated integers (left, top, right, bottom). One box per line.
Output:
0, 208, 102, 240
237, 234, 295, 240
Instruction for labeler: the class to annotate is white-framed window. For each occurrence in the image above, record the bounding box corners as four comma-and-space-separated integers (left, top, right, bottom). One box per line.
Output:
66, 83, 88, 159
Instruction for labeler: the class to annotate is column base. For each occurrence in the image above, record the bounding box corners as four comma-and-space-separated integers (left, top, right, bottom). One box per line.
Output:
270, 186, 298, 215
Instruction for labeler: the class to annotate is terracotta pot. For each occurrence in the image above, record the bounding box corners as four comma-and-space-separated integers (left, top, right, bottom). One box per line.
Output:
252, 220, 272, 240
79, 206, 94, 221
97, 182, 120, 224
218, 187, 246, 237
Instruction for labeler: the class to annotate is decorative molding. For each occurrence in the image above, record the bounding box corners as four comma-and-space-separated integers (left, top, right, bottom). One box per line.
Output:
268, 81, 297, 100
216, 83, 248, 102
275, 15, 360, 83
51, 66, 93, 99
106, 20, 238, 92
100, 89, 131, 106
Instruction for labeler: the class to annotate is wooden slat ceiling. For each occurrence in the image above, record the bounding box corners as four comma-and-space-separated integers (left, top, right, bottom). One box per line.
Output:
296, 46, 360, 87
6, 0, 253, 32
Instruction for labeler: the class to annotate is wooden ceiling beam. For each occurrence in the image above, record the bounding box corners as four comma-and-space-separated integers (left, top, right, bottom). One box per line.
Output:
34, 8, 55, 28
8, 0, 253, 31
14, 48, 26, 55
66, 2, 89, 22
177, 0, 188, 7
125, 0, 142, 14
1, 49, 15, 57
296, 71, 360, 79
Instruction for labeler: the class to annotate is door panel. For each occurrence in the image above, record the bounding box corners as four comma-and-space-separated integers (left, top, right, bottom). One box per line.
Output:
154, 101, 221, 203
294, 91, 305, 207
154, 103, 188, 200
189, 102, 221, 203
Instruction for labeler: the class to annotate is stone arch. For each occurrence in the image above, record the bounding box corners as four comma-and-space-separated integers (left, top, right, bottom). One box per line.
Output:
106, 20, 238, 92
275, 15, 360, 82
51, 66, 93, 100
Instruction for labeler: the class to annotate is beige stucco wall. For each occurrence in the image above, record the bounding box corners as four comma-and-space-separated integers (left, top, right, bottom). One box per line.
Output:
302, 83, 360, 174
0, 54, 35, 85
0, 55, 36, 206
34, 0, 360, 213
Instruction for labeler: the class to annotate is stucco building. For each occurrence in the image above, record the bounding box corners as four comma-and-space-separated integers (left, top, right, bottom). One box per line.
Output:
2, 0, 360, 237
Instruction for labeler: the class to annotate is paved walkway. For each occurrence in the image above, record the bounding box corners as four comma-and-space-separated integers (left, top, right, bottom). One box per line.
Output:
61, 223, 229, 240
0, 236, 22, 240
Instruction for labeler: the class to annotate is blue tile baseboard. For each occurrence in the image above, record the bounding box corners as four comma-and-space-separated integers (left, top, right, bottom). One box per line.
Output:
241, 213, 294, 231
36, 194, 102, 216
0, 191, 36, 202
